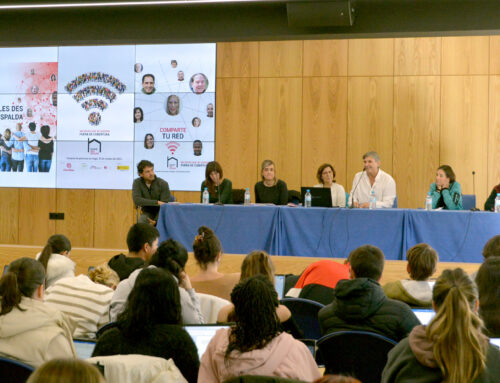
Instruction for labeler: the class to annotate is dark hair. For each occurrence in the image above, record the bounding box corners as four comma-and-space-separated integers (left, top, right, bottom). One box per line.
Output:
192, 226, 222, 269
144, 133, 154, 149
118, 268, 181, 339
126, 223, 159, 253
316, 163, 336, 184
225, 275, 281, 360
40, 125, 51, 139
240, 250, 275, 283
149, 239, 188, 281
29, 122, 36, 131
137, 159, 154, 175
0, 258, 45, 316
142, 73, 155, 83
438, 165, 456, 183
38, 234, 71, 274
193, 139, 202, 146
482, 235, 500, 259
348, 245, 384, 281
204, 161, 223, 195
406, 243, 438, 281
475, 257, 500, 337
134, 107, 143, 122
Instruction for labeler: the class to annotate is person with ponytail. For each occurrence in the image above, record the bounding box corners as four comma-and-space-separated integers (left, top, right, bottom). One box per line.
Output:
217, 250, 303, 339
0, 258, 76, 367
382, 268, 500, 383
36, 234, 74, 288
190, 226, 239, 301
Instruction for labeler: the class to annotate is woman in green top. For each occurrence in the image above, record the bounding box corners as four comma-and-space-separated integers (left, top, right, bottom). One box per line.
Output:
200, 161, 233, 204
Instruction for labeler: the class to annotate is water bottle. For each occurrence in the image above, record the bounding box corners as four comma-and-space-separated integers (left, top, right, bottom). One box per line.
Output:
202, 187, 209, 205
369, 190, 377, 209
495, 193, 500, 213
244, 188, 251, 205
304, 189, 312, 208
425, 192, 433, 211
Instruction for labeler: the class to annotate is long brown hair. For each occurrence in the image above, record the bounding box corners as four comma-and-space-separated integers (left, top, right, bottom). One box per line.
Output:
205, 161, 223, 196
27, 359, 106, 383
240, 250, 275, 283
38, 234, 71, 274
192, 226, 222, 270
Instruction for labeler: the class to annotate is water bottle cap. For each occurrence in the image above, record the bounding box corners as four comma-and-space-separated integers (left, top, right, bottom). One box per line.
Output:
306, 189, 310, 193
246, 187, 249, 191
497, 193, 500, 196
204, 187, 208, 191
428, 192, 432, 196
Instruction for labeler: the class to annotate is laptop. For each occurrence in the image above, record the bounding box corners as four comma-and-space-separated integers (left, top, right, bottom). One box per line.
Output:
73, 339, 96, 359
275, 274, 285, 300
491, 338, 500, 348
184, 324, 230, 359
300, 187, 332, 208
412, 309, 435, 325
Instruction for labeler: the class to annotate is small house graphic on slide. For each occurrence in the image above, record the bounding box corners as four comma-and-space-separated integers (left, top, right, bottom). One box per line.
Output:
88, 138, 101, 155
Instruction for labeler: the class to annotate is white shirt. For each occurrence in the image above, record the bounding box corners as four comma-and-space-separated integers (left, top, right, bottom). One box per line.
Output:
313, 183, 346, 207
349, 169, 396, 208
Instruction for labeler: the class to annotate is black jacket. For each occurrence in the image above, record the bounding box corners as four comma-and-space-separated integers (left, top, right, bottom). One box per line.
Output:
92, 324, 199, 383
318, 278, 419, 342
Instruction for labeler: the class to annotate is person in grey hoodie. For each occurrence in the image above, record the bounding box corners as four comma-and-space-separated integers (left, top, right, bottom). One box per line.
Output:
382, 268, 500, 383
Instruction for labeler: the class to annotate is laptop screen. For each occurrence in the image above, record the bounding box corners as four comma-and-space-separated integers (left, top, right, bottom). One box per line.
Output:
412, 309, 435, 325
275, 275, 285, 300
73, 339, 96, 360
491, 338, 500, 348
184, 325, 230, 359
300, 187, 332, 208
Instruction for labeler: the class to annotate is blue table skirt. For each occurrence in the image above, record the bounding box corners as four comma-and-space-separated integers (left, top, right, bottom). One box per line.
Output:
157, 204, 500, 262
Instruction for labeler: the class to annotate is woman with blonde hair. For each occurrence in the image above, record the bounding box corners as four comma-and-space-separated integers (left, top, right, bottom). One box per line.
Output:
254, 159, 288, 205
27, 359, 106, 383
382, 268, 500, 383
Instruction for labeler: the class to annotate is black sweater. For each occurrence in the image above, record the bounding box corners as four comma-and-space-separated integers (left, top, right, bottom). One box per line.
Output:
254, 180, 288, 205
92, 324, 200, 383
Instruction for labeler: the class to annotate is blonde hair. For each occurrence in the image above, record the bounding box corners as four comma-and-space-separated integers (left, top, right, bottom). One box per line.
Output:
426, 268, 487, 383
27, 359, 106, 383
88, 264, 119, 288
260, 159, 276, 183
240, 250, 275, 283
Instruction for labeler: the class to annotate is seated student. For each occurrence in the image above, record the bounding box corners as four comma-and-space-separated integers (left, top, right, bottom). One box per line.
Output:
471, 235, 500, 280
200, 161, 233, 204
199, 275, 321, 383
190, 226, 240, 301
428, 165, 463, 210
285, 259, 349, 305
0, 258, 76, 367
318, 245, 419, 342
484, 182, 500, 211
382, 268, 500, 383
476, 257, 500, 338
108, 223, 159, 281
27, 359, 106, 383
93, 268, 199, 383
36, 234, 75, 288
44, 264, 120, 338
383, 243, 438, 308
110, 239, 204, 324
254, 160, 288, 205
217, 250, 303, 338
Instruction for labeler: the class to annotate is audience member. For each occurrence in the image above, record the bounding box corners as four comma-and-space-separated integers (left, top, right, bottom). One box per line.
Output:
318, 245, 419, 341
199, 275, 321, 382
110, 239, 204, 324
27, 359, 106, 383
285, 260, 349, 305
108, 223, 159, 280
314, 163, 346, 207
482, 235, 500, 259
383, 243, 438, 308
200, 161, 233, 204
476, 257, 500, 338
484, 183, 500, 211
190, 226, 239, 301
44, 264, 119, 338
428, 165, 463, 210
0, 258, 76, 367
93, 268, 199, 383
314, 376, 361, 383
382, 268, 500, 383
36, 234, 75, 288
255, 160, 288, 205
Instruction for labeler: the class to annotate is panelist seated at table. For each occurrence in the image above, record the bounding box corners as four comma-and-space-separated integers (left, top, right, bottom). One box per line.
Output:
484, 182, 500, 211
314, 163, 346, 207
348, 151, 396, 208
132, 160, 171, 225
200, 161, 233, 204
254, 159, 288, 205
428, 165, 463, 210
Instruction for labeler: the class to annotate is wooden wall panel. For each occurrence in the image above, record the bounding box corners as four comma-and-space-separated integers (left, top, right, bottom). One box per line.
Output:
173, 191, 200, 203
393, 76, 440, 208
346, 77, 394, 192
301, 77, 348, 188
94, 190, 134, 249
0, 188, 19, 244
259, 41, 303, 77
348, 38, 394, 76
394, 37, 441, 75
216, 42, 259, 78
55, 189, 94, 247
303, 40, 348, 77
441, 36, 489, 75
440, 76, 489, 205
18, 188, 56, 245
488, 76, 500, 196
215, 78, 259, 190
258, 78, 302, 190
490, 36, 500, 75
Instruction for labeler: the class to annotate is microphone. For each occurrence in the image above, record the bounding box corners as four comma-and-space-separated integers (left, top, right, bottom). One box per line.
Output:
349, 168, 365, 208
215, 173, 223, 206
471, 170, 479, 211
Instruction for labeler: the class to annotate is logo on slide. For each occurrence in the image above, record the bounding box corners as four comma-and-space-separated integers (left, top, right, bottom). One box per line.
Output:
166, 141, 180, 155
167, 156, 178, 169
65, 72, 127, 126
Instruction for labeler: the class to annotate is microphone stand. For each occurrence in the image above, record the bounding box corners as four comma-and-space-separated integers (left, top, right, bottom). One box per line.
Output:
349, 169, 365, 208
215, 175, 223, 205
